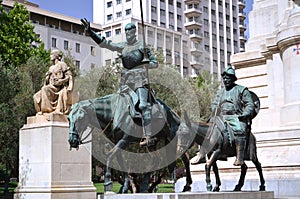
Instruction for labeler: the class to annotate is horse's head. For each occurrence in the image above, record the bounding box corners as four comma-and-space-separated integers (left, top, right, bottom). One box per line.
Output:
177, 111, 195, 154
68, 102, 91, 149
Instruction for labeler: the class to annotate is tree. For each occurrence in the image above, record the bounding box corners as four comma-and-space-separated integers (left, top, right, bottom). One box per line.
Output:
0, 1, 49, 186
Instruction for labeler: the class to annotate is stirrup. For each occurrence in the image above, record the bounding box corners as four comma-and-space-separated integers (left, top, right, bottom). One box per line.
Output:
139, 137, 156, 147
233, 158, 244, 166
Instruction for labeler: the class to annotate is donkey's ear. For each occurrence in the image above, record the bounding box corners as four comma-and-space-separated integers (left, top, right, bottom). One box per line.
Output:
183, 110, 191, 127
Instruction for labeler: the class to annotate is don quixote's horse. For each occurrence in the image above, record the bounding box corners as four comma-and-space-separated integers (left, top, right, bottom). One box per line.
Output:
68, 93, 193, 193
177, 111, 266, 192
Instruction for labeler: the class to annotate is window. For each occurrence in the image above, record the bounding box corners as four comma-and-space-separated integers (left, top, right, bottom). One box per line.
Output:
226, 26, 230, 33
169, 12, 174, 19
64, 40, 68, 50
105, 59, 111, 66
211, 9, 216, 16
51, 37, 57, 48
204, 45, 209, 52
107, 14, 112, 21
107, 1, 112, 7
115, 28, 121, 35
126, 9, 131, 15
75, 43, 80, 53
177, 2, 181, 8
91, 46, 96, 56
126, 0, 131, 2
160, 9, 165, 16
204, 31, 209, 38
157, 33, 162, 40
166, 49, 171, 56
116, 11, 122, 18
105, 31, 111, 38
151, 6, 157, 13
212, 34, 217, 40
160, 22, 165, 27
91, 63, 95, 69
220, 36, 224, 42
203, 6, 208, 13
168, 0, 173, 5
116, 0, 121, 4
166, 35, 171, 42
213, 47, 217, 53
75, 60, 80, 70
204, 19, 209, 25
148, 30, 153, 37
183, 40, 187, 46
177, 15, 182, 21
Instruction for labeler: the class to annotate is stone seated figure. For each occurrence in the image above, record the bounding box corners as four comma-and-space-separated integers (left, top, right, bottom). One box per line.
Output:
33, 50, 73, 115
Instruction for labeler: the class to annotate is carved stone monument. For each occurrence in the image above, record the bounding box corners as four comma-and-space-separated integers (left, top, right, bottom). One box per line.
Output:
14, 50, 96, 199
176, 1, 300, 198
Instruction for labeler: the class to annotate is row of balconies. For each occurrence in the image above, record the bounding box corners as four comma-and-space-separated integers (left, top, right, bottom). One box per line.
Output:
238, 0, 246, 9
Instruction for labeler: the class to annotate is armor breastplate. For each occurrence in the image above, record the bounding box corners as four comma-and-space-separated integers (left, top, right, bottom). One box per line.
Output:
122, 41, 144, 69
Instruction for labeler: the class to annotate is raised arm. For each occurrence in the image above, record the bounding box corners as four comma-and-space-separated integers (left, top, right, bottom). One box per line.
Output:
81, 18, 123, 53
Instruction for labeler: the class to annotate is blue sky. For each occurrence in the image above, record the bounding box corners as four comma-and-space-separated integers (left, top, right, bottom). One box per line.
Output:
28, 0, 93, 21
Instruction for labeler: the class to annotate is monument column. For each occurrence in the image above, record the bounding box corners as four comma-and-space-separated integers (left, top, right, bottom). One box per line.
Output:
277, 6, 300, 126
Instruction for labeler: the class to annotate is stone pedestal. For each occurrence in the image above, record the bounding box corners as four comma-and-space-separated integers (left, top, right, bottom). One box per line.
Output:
14, 115, 96, 199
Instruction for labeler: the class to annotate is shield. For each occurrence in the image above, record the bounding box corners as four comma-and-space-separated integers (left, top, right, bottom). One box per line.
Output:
249, 91, 260, 119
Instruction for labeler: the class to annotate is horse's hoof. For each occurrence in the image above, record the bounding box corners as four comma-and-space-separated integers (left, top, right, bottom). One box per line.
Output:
182, 185, 191, 192
213, 186, 220, 192
104, 180, 113, 192
259, 185, 266, 191
207, 185, 213, 192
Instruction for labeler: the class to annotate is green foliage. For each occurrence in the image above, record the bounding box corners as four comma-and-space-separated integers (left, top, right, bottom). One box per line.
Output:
188, 71, 220, 122
0, 2, 45, 67
63, 49, 80, 78
74, 59, 121, 100
0, 2, 49, 180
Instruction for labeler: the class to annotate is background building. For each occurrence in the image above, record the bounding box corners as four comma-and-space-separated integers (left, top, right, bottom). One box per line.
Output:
93, 0, 246, 78
2, 0, 103, 73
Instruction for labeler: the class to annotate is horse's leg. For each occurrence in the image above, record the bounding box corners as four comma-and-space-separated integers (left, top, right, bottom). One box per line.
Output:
118, 175, 130, 194
140, 172, 151, 193
148, 173, 162, 193
212, 161, 221, 192
116, 149, 130, 194
181, 152, 192, 192
104, 139, 129, 192
233, 163, 248, 191
253, 159, 266, 191
206, 143, 222, 191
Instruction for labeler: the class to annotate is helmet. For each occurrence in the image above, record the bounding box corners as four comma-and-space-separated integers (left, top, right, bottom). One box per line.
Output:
221, 65, 237, 81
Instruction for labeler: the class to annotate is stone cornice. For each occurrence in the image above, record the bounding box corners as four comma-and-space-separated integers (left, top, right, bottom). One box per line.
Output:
231, 50, 266, 69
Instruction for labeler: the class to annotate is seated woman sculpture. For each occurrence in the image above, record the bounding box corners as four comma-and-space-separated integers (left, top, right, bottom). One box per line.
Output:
33, 50, 73, 115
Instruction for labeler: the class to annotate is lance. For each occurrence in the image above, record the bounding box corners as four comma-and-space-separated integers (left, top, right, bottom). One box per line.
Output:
139, 0, 149, 62
139, 0, 153, 105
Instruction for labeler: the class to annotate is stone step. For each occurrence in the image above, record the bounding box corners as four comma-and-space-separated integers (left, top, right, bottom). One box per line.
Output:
98, 191, 274, 199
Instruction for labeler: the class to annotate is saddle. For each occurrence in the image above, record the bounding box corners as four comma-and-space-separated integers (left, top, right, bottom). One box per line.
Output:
113, 85, 166, 137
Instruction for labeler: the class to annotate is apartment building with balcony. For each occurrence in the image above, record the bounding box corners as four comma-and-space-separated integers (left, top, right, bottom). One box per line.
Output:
2, 0, 103, 72
184, 0, 247, 78
93, 0, 246, 78
93, 0, 194, 77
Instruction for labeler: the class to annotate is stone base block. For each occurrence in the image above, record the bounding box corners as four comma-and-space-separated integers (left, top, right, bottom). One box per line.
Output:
15, 116, 96, 199
97, 191, 274, 199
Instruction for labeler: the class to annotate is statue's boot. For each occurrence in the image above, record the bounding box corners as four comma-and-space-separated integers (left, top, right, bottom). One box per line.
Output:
233, 136, 246, 166
191, 152, 206, 165
140, 125, 156, 147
